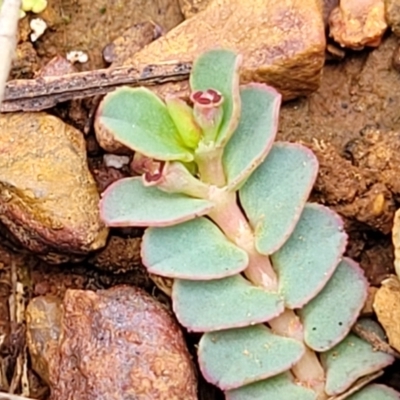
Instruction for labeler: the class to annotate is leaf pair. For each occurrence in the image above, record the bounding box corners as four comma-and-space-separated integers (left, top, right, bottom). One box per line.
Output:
96, 49, 242, 163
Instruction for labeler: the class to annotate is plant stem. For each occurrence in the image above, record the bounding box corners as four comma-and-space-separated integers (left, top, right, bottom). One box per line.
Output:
194, 139, 326, 395
208, 189, 278, 291
268, 309, 326, 396
195, 145, 226, 187
207, 187, 326, 396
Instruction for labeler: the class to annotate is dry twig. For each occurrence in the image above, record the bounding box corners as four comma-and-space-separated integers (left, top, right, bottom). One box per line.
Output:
1, 62, 192, 112
0, 0, 21, 104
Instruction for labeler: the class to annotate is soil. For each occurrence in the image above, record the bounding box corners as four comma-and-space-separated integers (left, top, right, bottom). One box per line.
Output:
2, 1, 400, 399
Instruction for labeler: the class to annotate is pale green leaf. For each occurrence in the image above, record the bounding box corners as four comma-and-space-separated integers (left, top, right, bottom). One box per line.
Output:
190, 49, 241, 146
172, 275, 284, 331
142, 218, 248, 279
100, 177, 214, 227
321, 331, 394, 396
223, 84, 281, 191
239, 142, 318, 255
96, 87, 193, 161
199, 325, 304, 390
225, 372, 318, 400
301, 258, 368, 351
272, 203, 347, 308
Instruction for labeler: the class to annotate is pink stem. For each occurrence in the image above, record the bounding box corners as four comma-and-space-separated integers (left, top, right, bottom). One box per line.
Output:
268, 310, 326, 395
198, 151, 326, 396
207, 189, 278, 291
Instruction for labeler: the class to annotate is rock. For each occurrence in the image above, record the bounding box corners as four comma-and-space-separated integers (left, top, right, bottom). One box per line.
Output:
373, 275, 400, 353
26, 286, 197, 400
385, 0, 400, 36
392, 209, 400, 277
122, 0, 326, 101
102, 21, 163, 65
88, 235, 142, 273
0, 112, 108, 263
34, 0, 183, 70
329, 0, 387, 49
323, 0, 340, 26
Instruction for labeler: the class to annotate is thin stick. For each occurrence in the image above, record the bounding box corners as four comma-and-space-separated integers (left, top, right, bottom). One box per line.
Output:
0, 0, 21, 104
1, 62, 191, 112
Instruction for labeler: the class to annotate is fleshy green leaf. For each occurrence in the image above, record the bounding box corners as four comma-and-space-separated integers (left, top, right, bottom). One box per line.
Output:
96, 87, 193, 161
165, 96, 201, 149
198, 325, 304, 390
100, 177, 214, 227
271, 203, 347, 308
190, 49, 241, 146
223, 84, 281, 191
347, 384, 400, 400
239, 142, 318, 255
225, 372, 318, 400
142, 218, 248, 279
172, 275, 284, 332
321, 330, 394, 396
301, 258, 368, 351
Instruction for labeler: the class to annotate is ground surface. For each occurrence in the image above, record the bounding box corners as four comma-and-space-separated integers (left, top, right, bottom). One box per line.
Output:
2, 1, 400, 398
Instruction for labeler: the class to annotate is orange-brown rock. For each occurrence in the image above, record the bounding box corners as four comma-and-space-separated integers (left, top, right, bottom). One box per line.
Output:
329, 0, 387, 49
0, 112, 108, 262
26, 286, 197, 400
122, 0, 326, 101
373, 276, 400, 353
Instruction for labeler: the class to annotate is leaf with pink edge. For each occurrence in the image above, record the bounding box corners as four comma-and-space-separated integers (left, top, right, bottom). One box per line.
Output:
321, 327, 395, 396
142, 218, 248, 279
190, 49, 241, 146
300, 258, 368, 352
100, 177, 214, 227
95, 87, 193, 162
223, 84, 281, 191
239, 142, 318, 255
225, 372, 318, 400
172, 275, 284, 332
198, 325, 304, 390
347, 384, 400, 400
271, 203, 347, 309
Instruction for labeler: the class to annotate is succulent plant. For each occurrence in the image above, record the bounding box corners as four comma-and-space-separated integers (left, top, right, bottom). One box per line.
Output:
95, 49, 398, 399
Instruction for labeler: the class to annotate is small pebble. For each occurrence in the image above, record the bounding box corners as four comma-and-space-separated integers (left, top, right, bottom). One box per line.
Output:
103, 154, 130, 169
66, 50, 89, 64
29, 17, 47, 42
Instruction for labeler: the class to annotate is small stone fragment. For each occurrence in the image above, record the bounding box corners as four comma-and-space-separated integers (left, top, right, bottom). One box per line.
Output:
385, 0, 400, 36
329, 0, 387, 49
66, 50, 89, 64
361, 286, 378, 315
123, 0, 326, 101
29, 17, 47, 42
0, 112, 108, 262
35, 55, 76, 77
103, 154, 130, 169
373, 275, 400, 353
26, 286, 197, 400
